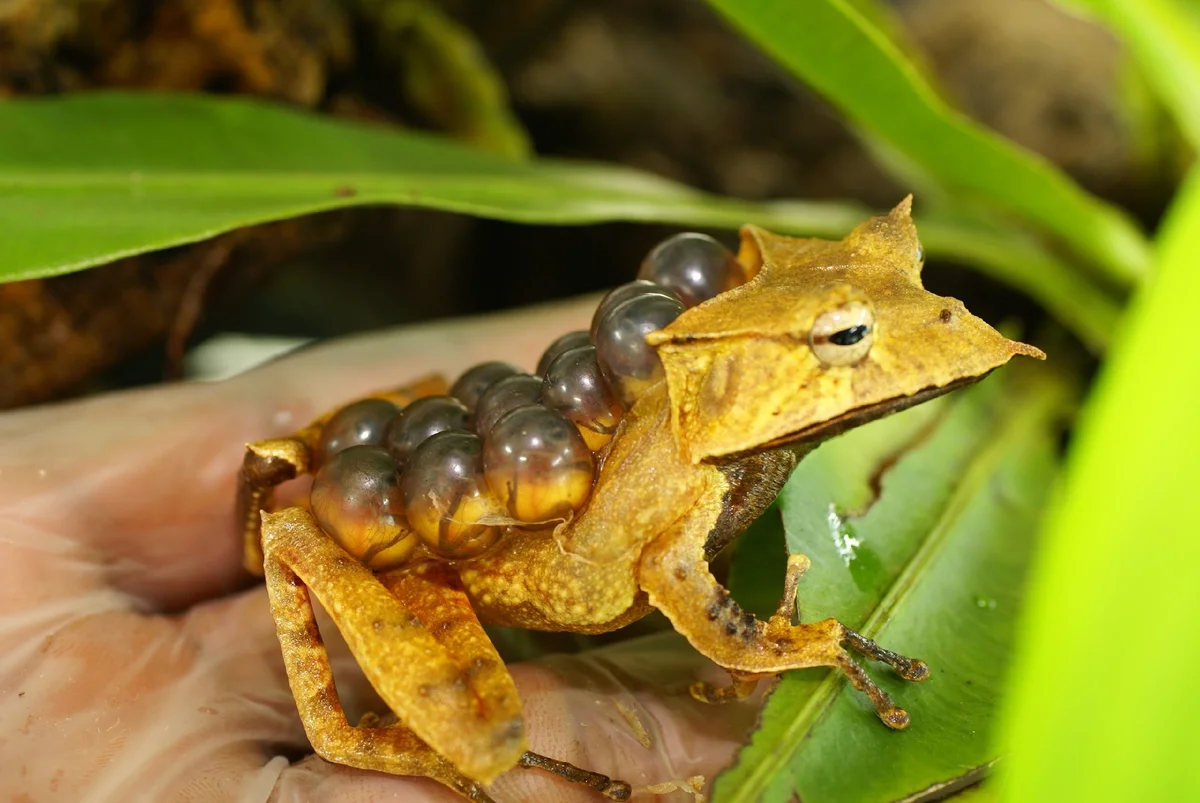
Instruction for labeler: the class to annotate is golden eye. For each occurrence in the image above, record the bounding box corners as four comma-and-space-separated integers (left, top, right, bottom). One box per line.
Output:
810, 301, 875, 367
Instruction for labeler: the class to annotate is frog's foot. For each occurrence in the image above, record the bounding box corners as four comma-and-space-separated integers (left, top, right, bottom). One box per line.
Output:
518, 751, 633, 801
842, 626, 930, 682
759, 617, 928, 730
774, 553, 811, 623
689, 671, 766, 704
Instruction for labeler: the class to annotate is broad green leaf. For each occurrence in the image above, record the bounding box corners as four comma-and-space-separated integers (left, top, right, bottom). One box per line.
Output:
0, 94, 1117, 350
704, 0, 1151, 286
714, 360, 1075, 803
1054, 0, 1200, 147
997, 170, 1200, 799
0, 92, 864, 282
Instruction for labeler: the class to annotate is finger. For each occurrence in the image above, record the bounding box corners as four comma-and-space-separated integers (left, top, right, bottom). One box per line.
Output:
7, 587, 758, 802
2, 585, 386, 803
2, 588, 295, 802
0, 297, 596, 610
269, 632, 761, 802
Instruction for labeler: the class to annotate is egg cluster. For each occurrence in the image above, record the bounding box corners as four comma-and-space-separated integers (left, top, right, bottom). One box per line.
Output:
308, 232, 748, 566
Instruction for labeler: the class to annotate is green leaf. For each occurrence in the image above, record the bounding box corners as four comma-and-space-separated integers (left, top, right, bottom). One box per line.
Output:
0, 92, 868, 283
996, 170, 1200, 799
0, 94, 1118, 349
713, 360, 1075, 803
1054, 0, 1200, 147
728, 506, 788, 621
704, 0, 1151, 286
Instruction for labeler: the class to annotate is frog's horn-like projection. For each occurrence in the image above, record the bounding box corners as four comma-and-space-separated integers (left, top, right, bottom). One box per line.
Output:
647, 197, 1045, 464
738, 195, 925, 285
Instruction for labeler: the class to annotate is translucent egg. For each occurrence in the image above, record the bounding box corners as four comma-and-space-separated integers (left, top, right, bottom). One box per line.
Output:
315, 399, 400, 465
541, 345, 623, 450
474, 374, 543, 436
383, 395, 470, 468
637, 232, 745, 307
309, 445, 417, 569
590, 280, 681, 341
483, 405, 595, 523
400, 431, 504, 559
593, 293, 685, 405
536, 330, 592, 377
450, 362, 520, 413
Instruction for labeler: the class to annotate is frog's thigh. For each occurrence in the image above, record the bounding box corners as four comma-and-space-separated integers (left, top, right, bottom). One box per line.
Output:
636, 508, 917, 728
377, 562, 520, 739
240, 374, 448, 575
262, 508, 525, 785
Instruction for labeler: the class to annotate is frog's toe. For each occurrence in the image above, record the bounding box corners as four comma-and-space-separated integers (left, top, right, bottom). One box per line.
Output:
900, 659, 930, 682
841, 626, 931, 683
880, 706, 910, 730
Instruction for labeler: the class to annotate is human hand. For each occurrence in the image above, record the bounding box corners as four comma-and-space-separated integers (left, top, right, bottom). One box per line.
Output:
0, 298, 760, 802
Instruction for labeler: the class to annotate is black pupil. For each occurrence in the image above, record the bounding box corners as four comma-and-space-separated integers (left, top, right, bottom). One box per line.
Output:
829, 325, 869, 346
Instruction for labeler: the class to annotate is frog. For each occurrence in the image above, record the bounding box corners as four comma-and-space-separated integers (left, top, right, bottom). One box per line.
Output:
236, 197, 1044, 802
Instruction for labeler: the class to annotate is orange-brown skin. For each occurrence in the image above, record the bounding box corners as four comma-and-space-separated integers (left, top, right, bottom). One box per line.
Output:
239, 198, 1044, 801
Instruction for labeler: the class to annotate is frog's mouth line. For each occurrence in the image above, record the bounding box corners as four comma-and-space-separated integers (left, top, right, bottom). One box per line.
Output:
706, 372, 990, 464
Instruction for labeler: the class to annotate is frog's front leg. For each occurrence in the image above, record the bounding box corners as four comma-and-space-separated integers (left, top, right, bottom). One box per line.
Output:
637, 508, 929, 729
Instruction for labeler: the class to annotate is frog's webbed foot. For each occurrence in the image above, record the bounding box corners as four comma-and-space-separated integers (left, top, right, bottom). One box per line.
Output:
518, 752, 633, 801
640, 518, 931, 730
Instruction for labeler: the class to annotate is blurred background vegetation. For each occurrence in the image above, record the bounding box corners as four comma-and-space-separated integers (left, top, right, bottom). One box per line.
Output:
1, 0, 1196, 801
0, 0, 1182, 404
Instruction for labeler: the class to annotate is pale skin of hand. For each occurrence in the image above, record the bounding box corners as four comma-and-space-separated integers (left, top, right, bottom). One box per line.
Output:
0, 298, 761, 803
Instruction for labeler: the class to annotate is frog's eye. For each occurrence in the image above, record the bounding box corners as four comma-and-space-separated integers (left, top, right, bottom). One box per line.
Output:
810, 301, 875, 367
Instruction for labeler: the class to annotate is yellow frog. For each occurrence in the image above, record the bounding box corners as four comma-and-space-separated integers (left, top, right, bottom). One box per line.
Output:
237, 197, 1043, 801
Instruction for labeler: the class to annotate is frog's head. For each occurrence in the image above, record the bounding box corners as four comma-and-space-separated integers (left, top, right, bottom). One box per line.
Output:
645, 197, 1045, 464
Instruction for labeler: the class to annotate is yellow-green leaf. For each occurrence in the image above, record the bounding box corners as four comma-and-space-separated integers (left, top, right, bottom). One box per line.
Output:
997, 169, 1200, 801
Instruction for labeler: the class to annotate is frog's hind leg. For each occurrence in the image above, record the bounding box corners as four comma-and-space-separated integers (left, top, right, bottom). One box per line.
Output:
515, 752, 632, 801
380, 562, 632, 801
638, 509, 929, 729
238, 374, 447, 575
262, 505, 523, 792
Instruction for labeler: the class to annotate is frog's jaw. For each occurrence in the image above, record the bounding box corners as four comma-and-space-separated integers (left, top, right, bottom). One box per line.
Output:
742, 372, 986, 458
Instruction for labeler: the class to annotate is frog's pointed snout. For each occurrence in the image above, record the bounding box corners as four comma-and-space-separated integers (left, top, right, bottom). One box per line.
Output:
1010, 340, 1047, 361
